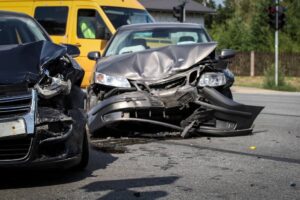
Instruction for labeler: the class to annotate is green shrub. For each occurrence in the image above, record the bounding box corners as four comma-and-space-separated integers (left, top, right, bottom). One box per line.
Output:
263, 64, 285, 87
263, 64, 297, 91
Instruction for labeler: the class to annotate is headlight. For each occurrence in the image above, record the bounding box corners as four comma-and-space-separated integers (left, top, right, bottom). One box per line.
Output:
35, 76, 71, 99
94, 72, 131, 88
198, 72, 226, 87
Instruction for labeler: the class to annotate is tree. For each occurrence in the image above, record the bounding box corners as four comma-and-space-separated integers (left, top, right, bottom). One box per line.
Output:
207, 0, 300, 53
248, 0, 273, 51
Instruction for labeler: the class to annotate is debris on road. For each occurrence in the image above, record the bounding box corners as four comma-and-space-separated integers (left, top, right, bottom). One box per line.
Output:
91, 137, 155, 153
249, 146, 257, 150
290, 182, 296, 187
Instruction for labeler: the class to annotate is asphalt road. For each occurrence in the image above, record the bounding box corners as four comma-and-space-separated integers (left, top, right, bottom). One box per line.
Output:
0, 92, 300, 200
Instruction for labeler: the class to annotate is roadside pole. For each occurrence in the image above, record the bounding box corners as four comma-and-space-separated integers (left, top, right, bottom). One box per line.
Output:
275, 0, 279, 86
182, 2, 186, 22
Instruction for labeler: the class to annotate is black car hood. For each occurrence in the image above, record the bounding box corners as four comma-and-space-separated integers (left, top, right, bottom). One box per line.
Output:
0, 40, 66, 85
96, 42, 217, 81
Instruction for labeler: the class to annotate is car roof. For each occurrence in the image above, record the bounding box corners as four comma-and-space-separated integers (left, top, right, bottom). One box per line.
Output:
0, 10, 31, 18
118, 23, 204, 31
0, 10, 51, 41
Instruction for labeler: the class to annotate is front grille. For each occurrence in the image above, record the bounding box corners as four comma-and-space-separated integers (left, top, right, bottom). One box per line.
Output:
0, 92, 32, 119
0, 137, 32, 160
150, 76, 186, 90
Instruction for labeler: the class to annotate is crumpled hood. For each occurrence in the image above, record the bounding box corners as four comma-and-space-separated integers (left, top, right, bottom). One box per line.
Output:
96, 42, 217, 81
0, 40, 66, 85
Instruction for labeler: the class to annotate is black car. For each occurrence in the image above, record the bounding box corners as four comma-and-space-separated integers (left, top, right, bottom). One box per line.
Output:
0, 11, 88, 169
87, 23, 263, 138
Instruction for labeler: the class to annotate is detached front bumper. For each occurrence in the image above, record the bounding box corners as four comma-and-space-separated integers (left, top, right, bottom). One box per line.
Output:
87, 87, 264, 137
88, 91, 169, 133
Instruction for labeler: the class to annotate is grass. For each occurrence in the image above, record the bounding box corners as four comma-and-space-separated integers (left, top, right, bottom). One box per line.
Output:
235, 76, 300, 92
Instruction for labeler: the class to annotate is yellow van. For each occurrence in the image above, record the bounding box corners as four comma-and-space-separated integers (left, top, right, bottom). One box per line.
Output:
0, 0, 154, 87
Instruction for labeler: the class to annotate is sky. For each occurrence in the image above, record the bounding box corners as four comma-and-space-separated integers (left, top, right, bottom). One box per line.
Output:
213, 0, 224, 6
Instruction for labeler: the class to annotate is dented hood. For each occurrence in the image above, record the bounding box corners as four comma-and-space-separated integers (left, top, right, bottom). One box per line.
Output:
96, 42, 217, 81
0, 40, 66, 85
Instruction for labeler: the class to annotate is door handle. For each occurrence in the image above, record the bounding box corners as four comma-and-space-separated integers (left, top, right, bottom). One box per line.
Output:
74, 43, 82, 47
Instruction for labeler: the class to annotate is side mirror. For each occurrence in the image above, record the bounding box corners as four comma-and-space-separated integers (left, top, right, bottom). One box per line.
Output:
64, 44, 80, 58
219, 49, 235, 60
88, 51, 101, 61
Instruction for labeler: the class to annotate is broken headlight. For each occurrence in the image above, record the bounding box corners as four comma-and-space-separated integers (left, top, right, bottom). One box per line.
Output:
94, 72, 130, 88
198, 72, 226, 87
35, 75, 71, 99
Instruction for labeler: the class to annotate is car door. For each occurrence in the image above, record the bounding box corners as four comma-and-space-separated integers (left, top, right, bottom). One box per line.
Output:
70, 3, 112, 87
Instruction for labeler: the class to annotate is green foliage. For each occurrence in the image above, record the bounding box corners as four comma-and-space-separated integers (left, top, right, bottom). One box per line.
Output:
263, 64, 285, 87
207, 0, 300, 53
263, 64, 296, 91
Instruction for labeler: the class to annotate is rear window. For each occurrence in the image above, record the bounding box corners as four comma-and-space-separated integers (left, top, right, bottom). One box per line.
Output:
34, 7, 68, 35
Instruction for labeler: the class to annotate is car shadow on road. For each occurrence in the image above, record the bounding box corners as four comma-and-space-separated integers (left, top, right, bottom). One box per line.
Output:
0, 149, 117, 189
81, 176, 180, 200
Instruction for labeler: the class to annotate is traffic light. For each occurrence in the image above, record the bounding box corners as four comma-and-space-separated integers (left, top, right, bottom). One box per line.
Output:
268, 6, 276, 30
173, 3, 185, 22
268, 5, 286, 30
277, 6, 286, 30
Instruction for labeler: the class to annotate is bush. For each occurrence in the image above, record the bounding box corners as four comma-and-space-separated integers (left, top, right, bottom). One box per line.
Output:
263, 64, 297, 91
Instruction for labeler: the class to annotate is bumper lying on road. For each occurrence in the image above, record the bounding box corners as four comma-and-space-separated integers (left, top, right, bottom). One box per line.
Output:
88, 87, 264, 137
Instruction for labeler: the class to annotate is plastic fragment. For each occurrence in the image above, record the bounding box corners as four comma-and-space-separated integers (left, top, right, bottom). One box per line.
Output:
290, 182, 296, 187
249, 146, 257, 150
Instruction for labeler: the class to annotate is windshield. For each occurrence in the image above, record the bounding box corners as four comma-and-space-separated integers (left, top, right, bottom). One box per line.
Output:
0, 16, 48, 45
102, 7, 154, 29
105, 27, 211, 57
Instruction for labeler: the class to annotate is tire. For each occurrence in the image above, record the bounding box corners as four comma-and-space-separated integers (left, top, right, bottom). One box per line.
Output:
73, 130, 89, 171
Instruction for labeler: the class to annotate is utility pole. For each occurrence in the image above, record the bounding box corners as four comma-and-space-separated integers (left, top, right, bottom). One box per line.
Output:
268, 1, 285, 86
275, 0, 279, 86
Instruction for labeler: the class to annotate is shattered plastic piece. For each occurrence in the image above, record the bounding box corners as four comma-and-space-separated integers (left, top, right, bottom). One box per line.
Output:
290, 182, 296, 187
249, 146, 257, 150
35, 77, 71, 99
181, 121, 196, 138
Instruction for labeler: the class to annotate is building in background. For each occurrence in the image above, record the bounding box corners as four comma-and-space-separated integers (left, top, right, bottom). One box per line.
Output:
139, 0, 215, 26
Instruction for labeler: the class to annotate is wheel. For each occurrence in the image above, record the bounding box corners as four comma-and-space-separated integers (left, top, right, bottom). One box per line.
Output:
73, 130, 89, 171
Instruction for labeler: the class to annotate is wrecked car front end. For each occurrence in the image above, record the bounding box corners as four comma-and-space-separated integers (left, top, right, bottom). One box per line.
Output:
87, 43, 263, 138
0, 41, 87, 169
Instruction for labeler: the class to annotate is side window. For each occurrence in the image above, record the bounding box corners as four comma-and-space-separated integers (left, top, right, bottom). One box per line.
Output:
34, 7, 68, 35
77, 9, 107, 40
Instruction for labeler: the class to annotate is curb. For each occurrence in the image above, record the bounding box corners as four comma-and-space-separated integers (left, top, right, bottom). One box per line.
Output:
232, 86, 300, 96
